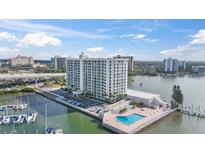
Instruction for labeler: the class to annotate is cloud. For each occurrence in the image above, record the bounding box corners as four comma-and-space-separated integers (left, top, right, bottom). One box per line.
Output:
0, 20, 109, 39
84, 47, 126, 58
144, 28, 152, 32
120, 34, 145, 39
190, 29, 205, 44
120, 33, 158, 42
133, 34, 145, 39
0, 32, 17, 41
0, 46, 21, 58
144, 38, 158, 42
159, 44, 205, 60
16, 32, 62, 47
85, 47, 106, 58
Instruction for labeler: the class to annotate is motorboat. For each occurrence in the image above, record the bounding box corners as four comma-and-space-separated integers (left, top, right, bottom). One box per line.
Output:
25, 113, 38, 124
12, 115, 22, 124
0, 106, 6, 111
55, 129, 63, 134
31, 113, 38, 123
46, 127, 55, 134
0, 117, 3, 125
19, 104, 28, 110
13, 105, 20, 110
2, 116, 11, 124
25, 113, 33, 124
19, 115, 25, 124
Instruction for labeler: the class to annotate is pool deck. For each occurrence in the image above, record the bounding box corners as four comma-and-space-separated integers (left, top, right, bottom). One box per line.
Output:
102, 107, 176, 134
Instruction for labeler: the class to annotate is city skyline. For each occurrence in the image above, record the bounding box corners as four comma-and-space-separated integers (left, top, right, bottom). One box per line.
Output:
0, 19, 205, 61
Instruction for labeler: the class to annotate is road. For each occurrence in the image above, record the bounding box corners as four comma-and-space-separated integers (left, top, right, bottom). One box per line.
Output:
0, 73, 66, 80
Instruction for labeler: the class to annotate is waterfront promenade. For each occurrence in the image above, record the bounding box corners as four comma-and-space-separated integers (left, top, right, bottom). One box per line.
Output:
31, 86, 176, 134
0, 73, 66, 80
102, 107, 176, 134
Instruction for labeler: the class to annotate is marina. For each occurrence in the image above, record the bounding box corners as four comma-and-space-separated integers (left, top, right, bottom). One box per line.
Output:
1, 75, 205, 134
0, 92, 110, 134
0, 113, 38, 125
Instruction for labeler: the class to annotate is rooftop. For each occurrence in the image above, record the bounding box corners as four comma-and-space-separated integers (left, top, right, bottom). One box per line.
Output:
127, 89, 160, 99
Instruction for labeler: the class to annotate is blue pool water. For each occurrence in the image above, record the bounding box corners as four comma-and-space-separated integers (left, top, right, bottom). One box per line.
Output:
116, 113, 145, 125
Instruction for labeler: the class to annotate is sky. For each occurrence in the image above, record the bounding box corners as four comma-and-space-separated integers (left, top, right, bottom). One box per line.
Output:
0, 19, 205, 61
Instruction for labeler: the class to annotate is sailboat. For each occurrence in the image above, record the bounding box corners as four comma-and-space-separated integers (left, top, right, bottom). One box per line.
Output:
44, 102, 63, 134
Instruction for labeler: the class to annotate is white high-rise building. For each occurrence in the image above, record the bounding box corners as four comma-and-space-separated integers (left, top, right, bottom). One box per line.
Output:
66, 53, 128, 102
163, 58, 178, 72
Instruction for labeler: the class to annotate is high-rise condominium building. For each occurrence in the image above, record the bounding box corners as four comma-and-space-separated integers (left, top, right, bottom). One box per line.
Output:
163, 57, 178, 72
113, 55, 134, 71
178, 61, 186, 70
51, 56, 66, 70
66, 53, 128, 102
9, 55, 34, 66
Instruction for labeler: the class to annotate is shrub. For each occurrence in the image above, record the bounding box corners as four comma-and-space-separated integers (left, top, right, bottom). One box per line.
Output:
21, 87, 34, 92
119, 108, 127, 114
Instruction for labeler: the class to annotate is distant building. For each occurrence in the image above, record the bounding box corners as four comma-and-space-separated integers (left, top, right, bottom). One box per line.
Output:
51, 56, 66, 70
178, 61, 186, 70
8, 55, 34, 66
113, 55, 134, 71
192, 66, 205, 73
0, 59, 9, 67
163, 58, 178, 72
66, 52, 128, 102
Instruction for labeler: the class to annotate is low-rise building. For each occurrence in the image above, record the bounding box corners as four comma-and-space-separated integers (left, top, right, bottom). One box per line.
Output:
192, 66, 205, 73
8, 55, 34, 66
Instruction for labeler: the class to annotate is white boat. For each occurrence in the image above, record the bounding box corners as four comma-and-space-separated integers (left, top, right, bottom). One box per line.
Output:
25, 113, 38, 124
31, 113, 38, 122
19, 115, 25, 124
55, 129, 64, 134
19, 104, 28, 110
12, 115, 22, 124
2, 116, 11, 124
25, 113, 33, 124
46, 127, 55, 134
0, 118, 3, 125
0, 106, 6, 111
13, 105, 20, 110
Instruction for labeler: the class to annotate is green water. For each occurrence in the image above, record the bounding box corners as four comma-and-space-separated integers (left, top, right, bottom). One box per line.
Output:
0, 93, 110, 134
128, 75, 205, 134
1, 75, 205, 134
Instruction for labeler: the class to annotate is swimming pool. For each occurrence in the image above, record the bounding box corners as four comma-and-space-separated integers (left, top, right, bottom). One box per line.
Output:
116, 113, 145, 125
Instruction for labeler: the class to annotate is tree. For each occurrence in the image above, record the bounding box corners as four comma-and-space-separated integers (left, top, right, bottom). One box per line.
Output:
172, 85, 183, 106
